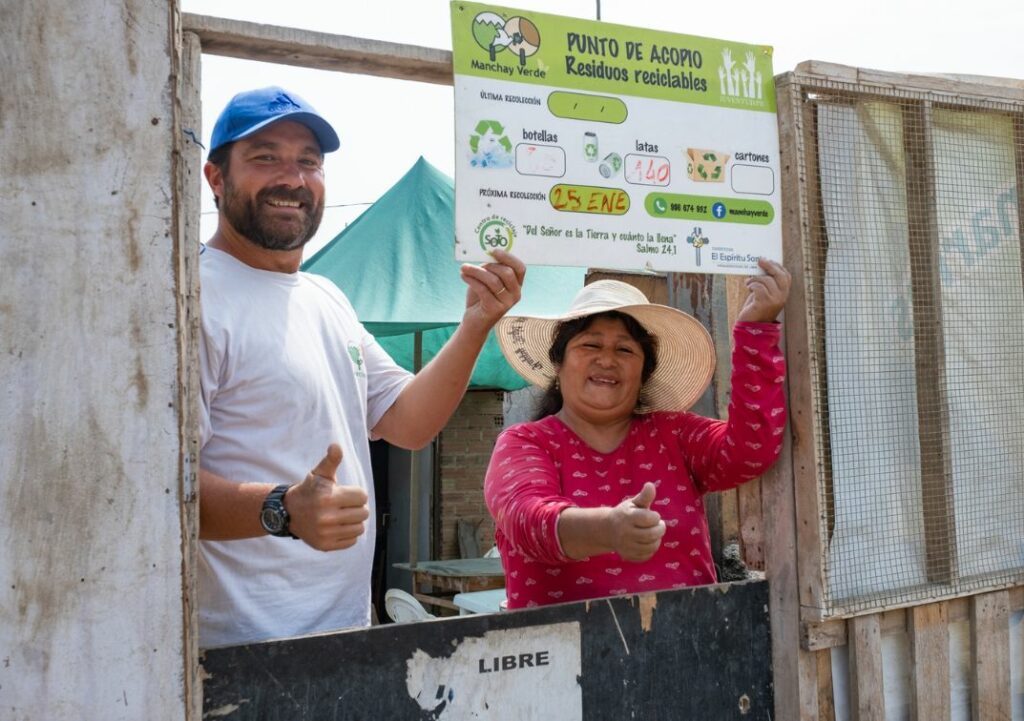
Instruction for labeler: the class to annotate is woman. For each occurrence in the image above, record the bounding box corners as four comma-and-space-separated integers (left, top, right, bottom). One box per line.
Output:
485, 259, 790, 609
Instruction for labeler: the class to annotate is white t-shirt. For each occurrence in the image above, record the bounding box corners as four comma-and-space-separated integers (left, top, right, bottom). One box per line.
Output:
197, 246, 412, 648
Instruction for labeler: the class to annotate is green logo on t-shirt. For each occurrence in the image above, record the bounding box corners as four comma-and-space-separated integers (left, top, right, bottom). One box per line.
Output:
347, 342, 366, 378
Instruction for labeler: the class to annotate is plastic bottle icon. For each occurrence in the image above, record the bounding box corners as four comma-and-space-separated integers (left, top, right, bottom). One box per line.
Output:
583, 132, 598, 162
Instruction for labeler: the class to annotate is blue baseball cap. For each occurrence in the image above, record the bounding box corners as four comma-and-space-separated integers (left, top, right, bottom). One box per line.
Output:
208, 86, 340, 158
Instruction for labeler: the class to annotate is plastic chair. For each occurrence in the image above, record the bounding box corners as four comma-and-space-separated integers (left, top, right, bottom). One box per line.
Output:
385, 588, 435, 623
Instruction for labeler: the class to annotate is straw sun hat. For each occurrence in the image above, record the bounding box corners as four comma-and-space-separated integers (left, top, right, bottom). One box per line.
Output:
495, 280, 716, 413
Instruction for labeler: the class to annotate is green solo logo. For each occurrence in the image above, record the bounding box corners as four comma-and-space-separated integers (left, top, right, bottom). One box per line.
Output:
472, 12, 541, 65
475, 215, 516, 253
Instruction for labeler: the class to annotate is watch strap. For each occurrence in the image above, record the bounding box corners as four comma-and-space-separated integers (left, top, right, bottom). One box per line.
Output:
261, 483, 298, 539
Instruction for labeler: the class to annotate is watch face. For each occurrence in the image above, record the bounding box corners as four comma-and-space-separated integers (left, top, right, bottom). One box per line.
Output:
261, 507, 285, 534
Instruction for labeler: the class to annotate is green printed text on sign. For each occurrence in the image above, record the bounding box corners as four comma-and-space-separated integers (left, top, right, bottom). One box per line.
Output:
453, 2, 776, 112
644, 193, 774, 225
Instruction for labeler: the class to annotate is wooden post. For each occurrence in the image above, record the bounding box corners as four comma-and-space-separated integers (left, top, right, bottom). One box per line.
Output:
778, 74, 832, 620
728, 276, 765, 570
909, 602, 951, 721
970, 591, 1011, 721
709, 276, 741, 557
848, 614, 886, 721
767, 72, 823, 721
182, 13, 453, 85
902, 101, 958, 584
816, 649, 837, 721
175, 24, 204, 721
409, 332, 424, 569
665, 271, 733, 570
1014, 114, 1024, 297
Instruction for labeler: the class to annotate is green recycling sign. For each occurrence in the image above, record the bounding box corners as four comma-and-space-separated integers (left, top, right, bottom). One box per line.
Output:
451, 1, 782, 274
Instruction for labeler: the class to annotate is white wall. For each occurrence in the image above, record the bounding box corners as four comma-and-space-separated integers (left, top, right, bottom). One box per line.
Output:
0, 2, 190, 718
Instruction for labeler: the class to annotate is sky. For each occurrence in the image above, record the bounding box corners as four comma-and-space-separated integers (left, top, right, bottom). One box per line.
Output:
183, 0, 1024, 259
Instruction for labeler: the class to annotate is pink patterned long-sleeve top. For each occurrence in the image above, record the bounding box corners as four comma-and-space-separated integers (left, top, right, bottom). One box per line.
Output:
484, 322, 786, 609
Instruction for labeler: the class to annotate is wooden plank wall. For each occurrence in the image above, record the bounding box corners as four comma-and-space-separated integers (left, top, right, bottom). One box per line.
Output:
971, 592, 1013, 721
798, 588, 1022, 720
773, 65, 1024, 720
909, 602, 951, 720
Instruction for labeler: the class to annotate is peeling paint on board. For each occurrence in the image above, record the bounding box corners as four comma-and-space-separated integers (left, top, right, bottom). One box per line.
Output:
205, 702, 247, 718
203, 581, 774, 720
405, 622, 582, 720
638, 593, 658, 631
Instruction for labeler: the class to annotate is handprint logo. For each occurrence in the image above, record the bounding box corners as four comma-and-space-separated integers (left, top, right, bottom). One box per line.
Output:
718, 47, 764, 101
719, 48, 737, 97
743, 51, 763, 100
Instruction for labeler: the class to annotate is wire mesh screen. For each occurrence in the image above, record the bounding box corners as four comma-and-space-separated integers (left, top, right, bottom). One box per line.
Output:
790, 78, 1024, 616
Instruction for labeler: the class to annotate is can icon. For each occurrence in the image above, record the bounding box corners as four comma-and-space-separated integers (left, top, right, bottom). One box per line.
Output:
599, 152, 622, 178
583, 132, 598, 162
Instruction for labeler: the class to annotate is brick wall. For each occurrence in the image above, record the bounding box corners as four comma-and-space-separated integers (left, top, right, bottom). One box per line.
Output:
437, 390, 504, 560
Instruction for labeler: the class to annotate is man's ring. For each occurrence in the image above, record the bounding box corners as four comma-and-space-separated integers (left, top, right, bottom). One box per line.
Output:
496, 286, 507, 296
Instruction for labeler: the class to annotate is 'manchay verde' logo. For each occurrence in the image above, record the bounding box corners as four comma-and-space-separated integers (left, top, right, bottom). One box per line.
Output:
471, 11, 541, 65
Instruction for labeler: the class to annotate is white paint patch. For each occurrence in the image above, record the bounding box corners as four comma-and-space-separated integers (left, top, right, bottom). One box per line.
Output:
405, 622, 582, 720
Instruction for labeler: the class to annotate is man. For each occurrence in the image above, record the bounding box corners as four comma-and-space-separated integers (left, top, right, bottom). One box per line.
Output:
197, 87, 525, 647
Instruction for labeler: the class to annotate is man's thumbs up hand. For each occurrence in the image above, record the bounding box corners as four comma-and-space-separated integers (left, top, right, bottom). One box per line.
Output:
609, 483, 666, 562
309, 443, 343, 482
286, 444, 370, 552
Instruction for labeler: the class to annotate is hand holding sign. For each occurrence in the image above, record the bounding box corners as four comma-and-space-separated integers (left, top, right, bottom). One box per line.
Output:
736, 258, 791, 323
286, 444, 370, 552
460, 248, 527, 333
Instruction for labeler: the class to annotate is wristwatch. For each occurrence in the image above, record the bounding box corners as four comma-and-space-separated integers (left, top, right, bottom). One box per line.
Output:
260, 484, 297, 538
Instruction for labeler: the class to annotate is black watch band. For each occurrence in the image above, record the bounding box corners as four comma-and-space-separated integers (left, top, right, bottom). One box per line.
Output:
260, 483, 298, 539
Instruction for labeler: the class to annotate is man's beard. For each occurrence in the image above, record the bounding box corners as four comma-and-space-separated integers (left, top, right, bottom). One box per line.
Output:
221, 179, 324, 252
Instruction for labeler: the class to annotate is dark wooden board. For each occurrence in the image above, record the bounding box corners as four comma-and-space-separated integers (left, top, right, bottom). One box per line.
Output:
202, 580, 772, 720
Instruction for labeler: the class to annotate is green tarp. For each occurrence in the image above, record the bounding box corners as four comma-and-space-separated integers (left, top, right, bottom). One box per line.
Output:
302, 157, 585, 390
